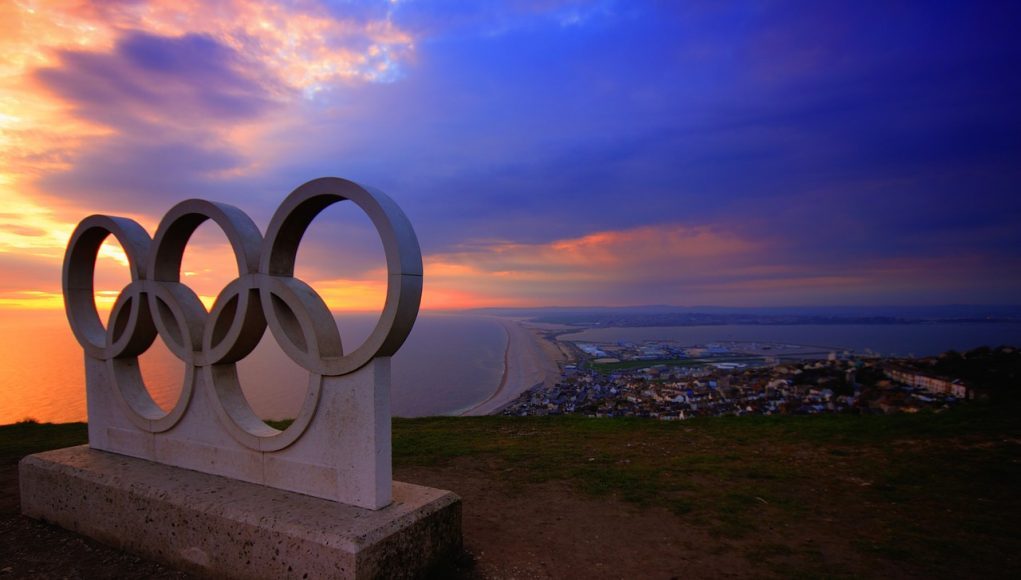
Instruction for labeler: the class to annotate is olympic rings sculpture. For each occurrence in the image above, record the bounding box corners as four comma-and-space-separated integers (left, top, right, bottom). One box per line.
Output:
62, 177, 422, 451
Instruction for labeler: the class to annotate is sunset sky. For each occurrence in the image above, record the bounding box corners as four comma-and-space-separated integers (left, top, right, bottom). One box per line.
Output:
2, 0, 1019, 313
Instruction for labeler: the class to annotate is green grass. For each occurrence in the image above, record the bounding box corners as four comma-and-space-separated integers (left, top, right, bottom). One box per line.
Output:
3, 404, 1019, 578
264, 418, 294, 431
392, 404, 1021, 576
0, 420, 87, 459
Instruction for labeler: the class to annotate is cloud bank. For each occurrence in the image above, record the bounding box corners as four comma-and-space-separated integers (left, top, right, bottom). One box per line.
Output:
1, 0, 1019, 310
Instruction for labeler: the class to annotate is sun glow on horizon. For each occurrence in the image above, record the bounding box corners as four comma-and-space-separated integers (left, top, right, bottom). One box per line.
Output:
3, 217, 1016, 315
0, 1, 1017, 314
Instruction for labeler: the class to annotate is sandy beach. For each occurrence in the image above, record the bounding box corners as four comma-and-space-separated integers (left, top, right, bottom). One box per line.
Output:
460, 318, 564, 416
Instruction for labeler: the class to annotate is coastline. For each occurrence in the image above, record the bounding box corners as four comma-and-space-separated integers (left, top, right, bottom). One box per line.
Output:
460, 318, 563, 416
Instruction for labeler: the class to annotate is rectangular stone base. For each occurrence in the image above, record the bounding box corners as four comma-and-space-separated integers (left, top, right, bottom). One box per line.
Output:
20, 446, 462, 579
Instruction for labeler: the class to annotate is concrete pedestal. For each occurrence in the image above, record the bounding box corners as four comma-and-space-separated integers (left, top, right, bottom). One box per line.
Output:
20, 446, 462, 579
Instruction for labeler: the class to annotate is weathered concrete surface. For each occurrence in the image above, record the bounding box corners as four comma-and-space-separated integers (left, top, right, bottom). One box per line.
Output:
64, 179, 424, 510
87, 354, 396, 509
20, 446, 462, 579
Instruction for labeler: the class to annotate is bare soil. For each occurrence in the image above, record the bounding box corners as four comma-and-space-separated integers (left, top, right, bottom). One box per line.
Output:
0, 456, 950, 579
2, 411, 1019, 579
399, 460, 912, 580
0, 453, 188, 579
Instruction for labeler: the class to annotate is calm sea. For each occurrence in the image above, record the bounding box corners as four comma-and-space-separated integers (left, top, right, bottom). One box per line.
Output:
0, 311, 506, 425
6, 314, 1020, 426
559, 323, 1021, 356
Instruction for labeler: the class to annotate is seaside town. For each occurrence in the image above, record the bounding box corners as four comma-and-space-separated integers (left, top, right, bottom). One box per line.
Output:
502, 336, 1016, 419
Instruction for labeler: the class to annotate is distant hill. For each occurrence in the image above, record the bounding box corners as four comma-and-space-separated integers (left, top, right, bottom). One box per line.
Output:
468, 304, 1021, 326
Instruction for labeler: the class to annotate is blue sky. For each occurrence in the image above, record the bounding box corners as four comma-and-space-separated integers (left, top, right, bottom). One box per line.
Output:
2, 0, 1020, 309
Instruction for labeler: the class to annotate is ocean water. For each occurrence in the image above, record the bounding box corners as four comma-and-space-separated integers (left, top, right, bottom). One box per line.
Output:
559, 323, 1021, 356
0, 311, 506, 425
7, 313, 1018, 426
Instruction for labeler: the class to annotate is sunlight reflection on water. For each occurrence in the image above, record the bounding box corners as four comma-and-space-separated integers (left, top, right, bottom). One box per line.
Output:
0, 312, 505, 424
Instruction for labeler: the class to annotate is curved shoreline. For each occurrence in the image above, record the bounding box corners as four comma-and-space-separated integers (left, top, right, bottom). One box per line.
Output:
460, 318, 560, 416
457, 323, 513, 415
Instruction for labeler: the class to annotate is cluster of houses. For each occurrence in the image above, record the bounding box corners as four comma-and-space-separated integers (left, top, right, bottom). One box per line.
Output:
883, 364, 971, 398
502, 342, 974, 419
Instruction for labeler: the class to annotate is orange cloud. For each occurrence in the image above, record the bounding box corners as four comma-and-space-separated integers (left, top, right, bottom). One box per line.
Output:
431, 223, 758, 281
0, 0, 419, 313
0, 0, 417, 254
416, 224, 1021, 308
3, 1, 413, 91
416, 223, 764, 307
0, 290, 64, 310
313, 278, 387, 313
2, 219, 1017, 315
548, 225, 753, 263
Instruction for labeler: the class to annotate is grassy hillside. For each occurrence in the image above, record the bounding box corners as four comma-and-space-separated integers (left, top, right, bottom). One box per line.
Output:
393, 406, 1020, 569
3, 405, 1019, 577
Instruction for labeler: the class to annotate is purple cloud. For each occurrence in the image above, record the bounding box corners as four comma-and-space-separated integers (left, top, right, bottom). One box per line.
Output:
12, 1, 1021, 306
36, 32, 277, 131
29, 31, 280, 217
